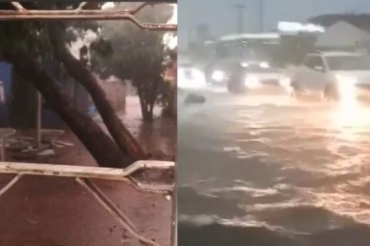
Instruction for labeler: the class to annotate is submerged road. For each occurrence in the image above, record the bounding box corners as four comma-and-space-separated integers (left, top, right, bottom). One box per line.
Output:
178, 89, 370, 246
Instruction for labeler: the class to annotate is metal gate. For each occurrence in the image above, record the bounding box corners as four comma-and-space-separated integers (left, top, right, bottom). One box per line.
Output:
0, 2, 177, 246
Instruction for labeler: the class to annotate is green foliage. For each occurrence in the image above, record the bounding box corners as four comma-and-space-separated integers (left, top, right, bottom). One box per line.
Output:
90, 3, 175, 120
0, 1, 176, 120
91, 3, 172, 79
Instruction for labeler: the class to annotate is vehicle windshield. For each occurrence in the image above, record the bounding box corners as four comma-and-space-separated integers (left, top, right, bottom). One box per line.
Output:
214, 40, 278, 61
326, 55, 370, 71
244, 63, 278, 73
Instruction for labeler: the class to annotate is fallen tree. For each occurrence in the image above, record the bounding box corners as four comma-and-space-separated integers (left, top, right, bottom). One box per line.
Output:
0, 2, 156, 167
3, 48, 131, 167
48, 22, 145, 159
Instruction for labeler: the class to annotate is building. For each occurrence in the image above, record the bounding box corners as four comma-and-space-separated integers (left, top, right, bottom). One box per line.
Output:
309, 14, 370, 52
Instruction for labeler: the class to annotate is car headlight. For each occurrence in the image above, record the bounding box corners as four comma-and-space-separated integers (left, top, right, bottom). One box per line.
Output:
335, 74, 357, 84
260, 62, 270, 69
244, 75, 260, 88
240, 62, 249, 68
211, 70, 225, 82
335, 74, 357, 98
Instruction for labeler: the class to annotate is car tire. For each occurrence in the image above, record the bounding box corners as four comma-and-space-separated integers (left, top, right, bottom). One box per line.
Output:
227, 82, 235, 93
228, 77, 239, 94
291, 81, 303, 98
324, 84, 339, 101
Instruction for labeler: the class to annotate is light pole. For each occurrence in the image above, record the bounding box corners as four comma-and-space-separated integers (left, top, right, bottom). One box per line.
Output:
234, 4, 246, 33
259, 0, 265, 32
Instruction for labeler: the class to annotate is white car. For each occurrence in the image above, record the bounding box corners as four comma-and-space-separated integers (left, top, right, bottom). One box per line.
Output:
290, 51, 370, 100
178, 62, 207, 90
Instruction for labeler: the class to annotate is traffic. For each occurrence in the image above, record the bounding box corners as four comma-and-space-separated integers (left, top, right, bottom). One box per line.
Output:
290, 51, 370, 102
179, 32, 370, 105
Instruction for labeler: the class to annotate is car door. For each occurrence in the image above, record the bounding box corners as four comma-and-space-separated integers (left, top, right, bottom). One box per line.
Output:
301, 55, 326, 92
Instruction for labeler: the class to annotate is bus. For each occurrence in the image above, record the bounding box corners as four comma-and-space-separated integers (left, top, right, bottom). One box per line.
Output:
204, 33, 281, 85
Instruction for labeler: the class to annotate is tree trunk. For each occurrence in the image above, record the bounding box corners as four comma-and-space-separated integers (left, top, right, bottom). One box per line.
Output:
171, 87, 177, 117
48, 26, 146, 160
138, 88, 154, 122
10, 74, 38, 129
6, 49, 132, 168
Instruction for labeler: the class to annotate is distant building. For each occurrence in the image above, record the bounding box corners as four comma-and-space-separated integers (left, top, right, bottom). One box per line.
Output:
195, 24, 211, 41
309, 14, 370, 52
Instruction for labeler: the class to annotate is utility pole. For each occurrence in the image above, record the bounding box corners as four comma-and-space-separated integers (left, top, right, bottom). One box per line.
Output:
187, 28, 192, 48
259, 0, 264, 32
234, 4, 246, 33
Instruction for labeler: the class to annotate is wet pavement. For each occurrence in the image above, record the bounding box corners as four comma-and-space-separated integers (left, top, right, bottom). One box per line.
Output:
178, 89, 370, 245
0, 176, 171, 246
0, 96, 174, 246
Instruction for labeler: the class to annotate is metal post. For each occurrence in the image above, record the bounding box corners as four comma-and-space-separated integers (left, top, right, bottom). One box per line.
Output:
234, 4, 246, 34
0, 138, 4, 161
259, 0, 265, 32
170, 190, 177, 246
36, 92, 41, 149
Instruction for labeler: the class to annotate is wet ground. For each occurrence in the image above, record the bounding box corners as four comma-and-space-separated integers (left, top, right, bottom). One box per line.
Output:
178, 89, 370, 245
0, 96, 175, 246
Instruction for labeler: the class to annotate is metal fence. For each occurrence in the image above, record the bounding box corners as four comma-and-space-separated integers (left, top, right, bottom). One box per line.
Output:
0, 159, 174, 246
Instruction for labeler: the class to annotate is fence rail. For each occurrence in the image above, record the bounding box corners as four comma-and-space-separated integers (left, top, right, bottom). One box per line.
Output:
0, 2, 177, 31
0, 160, 175, 246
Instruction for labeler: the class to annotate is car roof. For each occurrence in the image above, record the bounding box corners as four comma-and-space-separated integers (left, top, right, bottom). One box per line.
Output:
217, 33, 280, 42
307, 51, 364, 57
323, 51, 363, 57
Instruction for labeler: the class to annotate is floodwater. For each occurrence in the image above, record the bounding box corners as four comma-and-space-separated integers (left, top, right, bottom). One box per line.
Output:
178, 89, 370, 246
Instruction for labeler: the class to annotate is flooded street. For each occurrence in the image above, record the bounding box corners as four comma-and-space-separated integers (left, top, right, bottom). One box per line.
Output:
178, 89, 370, 245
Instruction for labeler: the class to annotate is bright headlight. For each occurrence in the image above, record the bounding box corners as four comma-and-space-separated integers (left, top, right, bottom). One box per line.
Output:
191, 69, 204, 81
240, 62, 249, 68
279, 75, 291, 87
211, 70, 225, 81
335, 74, 357, 84
244, 75, 260, 88
335, 74, 357, 100
260, 62, 270, 69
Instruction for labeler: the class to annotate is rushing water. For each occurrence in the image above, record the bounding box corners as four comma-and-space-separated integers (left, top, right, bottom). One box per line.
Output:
178, 91, 370, 246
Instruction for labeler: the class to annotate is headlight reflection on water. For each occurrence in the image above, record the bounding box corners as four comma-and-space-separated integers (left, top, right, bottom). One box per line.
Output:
331, 78, 370, 141
279, 75, 293, 94
336, 75, 358, 108
244, 75, 261, 89
212, 70, 225, 82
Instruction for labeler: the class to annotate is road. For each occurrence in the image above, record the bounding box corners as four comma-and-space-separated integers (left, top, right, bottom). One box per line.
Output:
178, 89, 370, 246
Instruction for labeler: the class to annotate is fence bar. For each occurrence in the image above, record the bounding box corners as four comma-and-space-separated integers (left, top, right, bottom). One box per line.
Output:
0, 2, 177, 31
0, 174, 22, 197
76, 177, 161, 246
0, 160, 173, 179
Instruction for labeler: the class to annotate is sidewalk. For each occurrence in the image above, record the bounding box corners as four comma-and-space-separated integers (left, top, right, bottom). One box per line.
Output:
0, 96, 175, 246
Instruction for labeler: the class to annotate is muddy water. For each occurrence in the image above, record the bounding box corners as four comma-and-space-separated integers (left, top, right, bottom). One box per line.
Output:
178, 91, 370, 246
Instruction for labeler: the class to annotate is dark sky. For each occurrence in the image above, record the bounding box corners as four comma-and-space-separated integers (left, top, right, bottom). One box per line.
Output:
178, 0, 370, 48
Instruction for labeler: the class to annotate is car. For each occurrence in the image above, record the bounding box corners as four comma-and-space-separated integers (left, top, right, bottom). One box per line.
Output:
178, 62, 207, 90
204, 58, 237, 88
226, 60, 291, 94
290, 51, 370, 101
